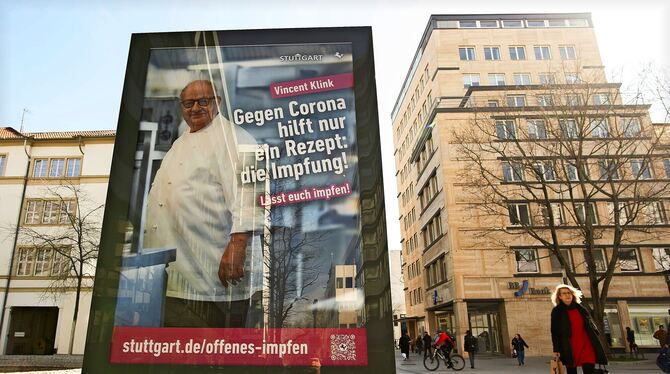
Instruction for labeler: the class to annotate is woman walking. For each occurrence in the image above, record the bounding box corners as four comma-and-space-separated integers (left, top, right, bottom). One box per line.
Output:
511, 334, 529, 365
550, 284, 608, 374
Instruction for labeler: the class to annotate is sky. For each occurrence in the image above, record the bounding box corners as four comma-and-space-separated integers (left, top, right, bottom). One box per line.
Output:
1, 0, 669, 250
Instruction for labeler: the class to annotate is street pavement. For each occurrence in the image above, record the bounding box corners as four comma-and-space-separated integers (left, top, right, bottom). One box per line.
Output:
394, 350, 661, 374
0, 352, 662, 373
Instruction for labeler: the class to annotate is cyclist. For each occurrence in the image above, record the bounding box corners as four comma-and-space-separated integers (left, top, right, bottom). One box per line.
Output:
433, 329, 456, 368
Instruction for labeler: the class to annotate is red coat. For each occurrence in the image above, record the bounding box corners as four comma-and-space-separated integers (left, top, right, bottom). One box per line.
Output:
567, 308, 596, 367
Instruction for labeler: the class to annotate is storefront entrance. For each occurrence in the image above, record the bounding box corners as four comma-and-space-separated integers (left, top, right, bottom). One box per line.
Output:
6, 307, 58, 355
469, 311, 503, 354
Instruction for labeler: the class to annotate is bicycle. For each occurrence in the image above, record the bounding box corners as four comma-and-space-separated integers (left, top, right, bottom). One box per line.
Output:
423, 345, 465, 371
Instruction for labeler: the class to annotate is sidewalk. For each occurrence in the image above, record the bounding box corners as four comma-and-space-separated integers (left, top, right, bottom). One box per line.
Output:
394, 349, 661, 373
0, 352, 661, 373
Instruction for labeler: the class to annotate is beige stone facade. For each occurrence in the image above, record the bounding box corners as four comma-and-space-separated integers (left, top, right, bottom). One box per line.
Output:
0, 127, 114, 355
392, 14, 670, 356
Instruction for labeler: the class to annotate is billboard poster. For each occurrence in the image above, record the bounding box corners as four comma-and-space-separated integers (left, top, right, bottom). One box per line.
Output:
83, 28, 393, 373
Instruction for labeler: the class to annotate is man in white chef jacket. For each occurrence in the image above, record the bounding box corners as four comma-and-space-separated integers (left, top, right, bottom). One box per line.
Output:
144, 79, 262, 327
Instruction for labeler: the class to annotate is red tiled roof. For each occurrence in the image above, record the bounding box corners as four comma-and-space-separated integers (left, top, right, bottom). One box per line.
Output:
0, 127, 115, 140
0, 127, 24, 139
26, 130, 116, 139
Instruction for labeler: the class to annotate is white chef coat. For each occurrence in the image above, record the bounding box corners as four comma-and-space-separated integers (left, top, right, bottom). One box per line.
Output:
144, 114, 263, 302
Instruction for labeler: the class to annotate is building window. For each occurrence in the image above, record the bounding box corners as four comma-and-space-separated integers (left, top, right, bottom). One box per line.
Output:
508, 204, 531, 226
548, 19, 567, 27
619, 118, 641, 137
24, 199, 77, 225
66, 158, 82, 177
495, 120, 516, 139
49, 159, 65, 178
593, 93, 611, 105
42, 201, 60, 224
619, 248, 641, 272
542, 203, 566, 225
550, 248, 573, 272
422, 213, 443, 246
652, 248, 670, 271
33, 157, 81, 178
345, 277, 353, 288
479, 20, 498, 28
509, 46, 526, 60
463, 74, 480, 88
502, 20, 523, 28
526, 19, 547, 27
33, 159, 48, 177
631, 159, 652, 179
607, 202, 629, 225
512, 73, 531, 85
645, 202, 666, 225
459, 47, 476, 61
575, 203, 598, 225
527, 120, 547, 139
565, 73, 581, 84
484, 46, 501, 60
16, 247, 69, 277
336, 277, 343, 288
502, 161, 524, 182
584, 248, 607, 272
559, 119, 579, 139
515, 249, 539, 273
534, 46, 552, 60
533, 162, 556, 181
539, 73, 556, 85
559, 45, 577, 60
598, 159, 620, 181
663, 159, 670, 179
459, 20, 477, 28
488, 73, 505, 86
568, 19, 589, 27
506, 95, 526, 107
566, 164, 579, 181
0, 155, 6, 176
565, 94, 583, 106
589, 118, 609, 138
537, 95, 555, 106
59, 200, 76, 224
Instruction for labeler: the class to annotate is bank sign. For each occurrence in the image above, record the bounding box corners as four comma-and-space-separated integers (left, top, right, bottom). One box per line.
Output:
82, 28, 394, 374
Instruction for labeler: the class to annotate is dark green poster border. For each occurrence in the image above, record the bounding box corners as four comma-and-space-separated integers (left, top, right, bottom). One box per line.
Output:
82, 27, 395, 373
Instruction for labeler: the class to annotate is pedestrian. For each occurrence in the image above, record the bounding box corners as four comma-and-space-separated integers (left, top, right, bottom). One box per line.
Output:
415, 335, 423, 354
423, 331, 433, 359
654, 325, 668, 348
511, 333, 529, 366
626, 326, 640, 357
399, 331, 411, 361
464, 330, 478, 369
550, 284, 608, 374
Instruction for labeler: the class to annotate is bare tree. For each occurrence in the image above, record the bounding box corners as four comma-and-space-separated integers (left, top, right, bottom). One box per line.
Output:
264, 203, 325, 328
13, 183, 102, 354
452, 67, 670, 354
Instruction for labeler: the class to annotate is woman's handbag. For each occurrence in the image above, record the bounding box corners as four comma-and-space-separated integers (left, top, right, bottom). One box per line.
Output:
593, 364, 609, 374
512, 349, 517, 358
550, 358, 563, 374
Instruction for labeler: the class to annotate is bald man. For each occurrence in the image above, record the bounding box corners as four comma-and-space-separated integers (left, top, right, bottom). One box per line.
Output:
144, 80, 262, 327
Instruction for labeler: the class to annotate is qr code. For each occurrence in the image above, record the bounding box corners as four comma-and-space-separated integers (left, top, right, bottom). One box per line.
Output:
330, 334, 356, 361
